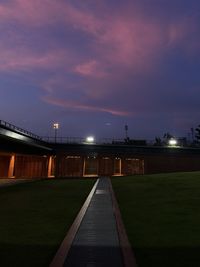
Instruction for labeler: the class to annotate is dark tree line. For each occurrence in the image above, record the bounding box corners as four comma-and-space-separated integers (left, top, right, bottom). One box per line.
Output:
154, 132, 174, 146
195, 125, 200, 142
154, 125, 200, 146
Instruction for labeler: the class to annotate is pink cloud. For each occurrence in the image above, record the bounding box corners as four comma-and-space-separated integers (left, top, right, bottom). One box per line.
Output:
167, 16, 197, 46
73, 60, 108, 78
62, 4, 199, 71
97, 18, 163, 68
42, 95, 131, 117
0, 0, 101, 30
71, 5, 200, 66
1, 0, 199, 121
41, 75, 121, 112
0, 0, 63, 26
0, 44, 75, 73
0, 1, 198, 72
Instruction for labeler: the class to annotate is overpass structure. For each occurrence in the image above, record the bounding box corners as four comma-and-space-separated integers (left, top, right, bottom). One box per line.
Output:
1, 120, 200, 179
0, 120, 52, 178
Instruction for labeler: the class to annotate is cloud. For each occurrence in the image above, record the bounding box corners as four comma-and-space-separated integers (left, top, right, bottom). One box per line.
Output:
1, 0, 200, 128
73, 60, 108, 78
0, 0, 199, 73
0, 46, 72, 73
42, 95, 131, 117
41, 74, 132, 116
0, 0, 64, 26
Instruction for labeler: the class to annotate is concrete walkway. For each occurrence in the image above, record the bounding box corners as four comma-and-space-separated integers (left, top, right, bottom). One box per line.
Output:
64, 177, 124, 267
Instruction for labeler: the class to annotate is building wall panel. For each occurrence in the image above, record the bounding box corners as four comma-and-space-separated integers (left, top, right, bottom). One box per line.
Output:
55, 155, 84, 177
144, 154, 200, 174
98, 157, 113, 176
122, 158, 144, 175
83, 157, 98, 176
15, 155, 48, 178
0, 155, 11, 178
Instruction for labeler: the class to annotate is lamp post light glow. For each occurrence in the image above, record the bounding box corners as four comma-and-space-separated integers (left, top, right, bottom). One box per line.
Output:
168, 138, 177, 146
86, 136, 95, 143
53, 123, 59, 143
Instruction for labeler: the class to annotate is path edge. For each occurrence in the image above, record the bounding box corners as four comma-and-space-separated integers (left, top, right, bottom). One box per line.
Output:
108, 177, 138, 267
49, 178, 99, 267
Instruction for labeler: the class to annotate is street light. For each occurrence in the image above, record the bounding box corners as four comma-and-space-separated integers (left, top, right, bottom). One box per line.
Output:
53, 123, 59, 143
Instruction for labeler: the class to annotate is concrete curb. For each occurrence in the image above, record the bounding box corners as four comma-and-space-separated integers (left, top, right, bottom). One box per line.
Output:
109, 178, 138, 267
49, 178, 99, 267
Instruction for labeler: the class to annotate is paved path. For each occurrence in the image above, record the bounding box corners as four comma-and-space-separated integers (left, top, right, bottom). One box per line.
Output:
64, 177, 124, 267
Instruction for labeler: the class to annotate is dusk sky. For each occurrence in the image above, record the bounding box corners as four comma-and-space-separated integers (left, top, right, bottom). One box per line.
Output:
0, 0, 200, 140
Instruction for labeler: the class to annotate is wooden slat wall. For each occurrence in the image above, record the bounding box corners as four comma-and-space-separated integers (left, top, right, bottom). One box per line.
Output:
0, 155, 11, 178
15, 155, 48, 178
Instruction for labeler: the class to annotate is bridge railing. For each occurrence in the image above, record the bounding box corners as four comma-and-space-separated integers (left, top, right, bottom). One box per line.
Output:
0, 120, 42, 140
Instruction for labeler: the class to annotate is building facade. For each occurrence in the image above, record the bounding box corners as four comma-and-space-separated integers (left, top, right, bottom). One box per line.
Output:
1, 121, 200, 179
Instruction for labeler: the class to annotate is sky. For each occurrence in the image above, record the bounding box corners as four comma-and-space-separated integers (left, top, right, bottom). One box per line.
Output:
0, 0, 200, 141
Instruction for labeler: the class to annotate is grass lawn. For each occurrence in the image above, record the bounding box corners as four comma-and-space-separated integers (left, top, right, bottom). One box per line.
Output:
0, 178, 95, 267
112, 172, 200, 267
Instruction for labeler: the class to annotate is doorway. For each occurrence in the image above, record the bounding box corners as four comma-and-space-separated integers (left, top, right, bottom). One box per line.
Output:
83, 157, 98, 176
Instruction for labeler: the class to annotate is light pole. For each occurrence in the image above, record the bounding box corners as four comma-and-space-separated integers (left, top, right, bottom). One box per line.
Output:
53, 123, 59, 143
125, 124, 128, 140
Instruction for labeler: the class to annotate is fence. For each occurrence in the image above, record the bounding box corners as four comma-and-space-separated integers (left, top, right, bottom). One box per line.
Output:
0, 120, 42, 140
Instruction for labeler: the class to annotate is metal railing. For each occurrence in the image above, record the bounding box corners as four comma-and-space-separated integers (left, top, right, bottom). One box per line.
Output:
41, 136, 156, 145
41, 136, 85, 144
1, 119, 198, 147
41, 136, 124, 144
41, 136, 125, 144
0, 120, 42, 140
40, 136, 199, 147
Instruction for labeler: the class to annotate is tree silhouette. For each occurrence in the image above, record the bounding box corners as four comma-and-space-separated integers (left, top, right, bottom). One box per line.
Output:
161, 132, 174, 146
163, 132, 173, 140
154, 136, 162, 146
195, 125, 200, 142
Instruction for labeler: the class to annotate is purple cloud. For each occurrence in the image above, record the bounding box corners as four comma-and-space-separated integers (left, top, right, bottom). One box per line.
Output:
0, 0, 200, 137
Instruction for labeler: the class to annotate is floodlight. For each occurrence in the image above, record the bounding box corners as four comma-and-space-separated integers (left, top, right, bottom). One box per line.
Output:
53, 123, 59, 129
86, 136, 95, 143
53, 123, 59, 143
168, 138, 177, 146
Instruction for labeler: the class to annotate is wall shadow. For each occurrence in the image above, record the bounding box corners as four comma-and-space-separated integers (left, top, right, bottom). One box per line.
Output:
0, 242, 57, 267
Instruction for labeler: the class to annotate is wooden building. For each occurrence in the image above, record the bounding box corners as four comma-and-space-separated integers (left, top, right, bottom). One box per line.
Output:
52, 143, 200, 178
1, 121, 200, 179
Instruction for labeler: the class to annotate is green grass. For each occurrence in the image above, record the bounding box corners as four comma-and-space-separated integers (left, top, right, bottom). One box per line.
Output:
0, 178, 95, 267
112, 172, 200, 267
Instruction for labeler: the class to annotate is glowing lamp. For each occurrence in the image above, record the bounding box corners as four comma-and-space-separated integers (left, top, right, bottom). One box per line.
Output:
53, 123, 59, 143
168, 138, 177, 146
86, 136, 95, 143
53, 123, 59, 129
